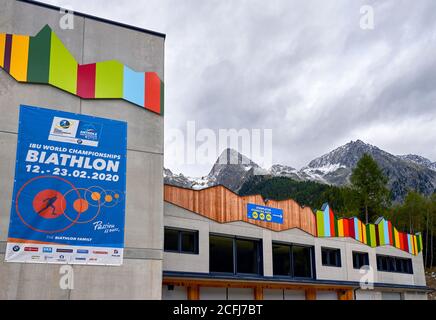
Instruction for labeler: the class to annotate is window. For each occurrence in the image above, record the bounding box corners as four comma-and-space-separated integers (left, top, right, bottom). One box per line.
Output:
376, 255, 413, 274
164, 228, 198, 254
321, 247, 341, 267
352, 252, 369, 269
272, 242, 315, 279
209, 234, 262, 275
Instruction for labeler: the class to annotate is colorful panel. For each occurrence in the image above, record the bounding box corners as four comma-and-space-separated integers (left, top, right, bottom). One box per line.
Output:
123, 65, 145, 107
77, 63, 96, 98
0, 25, 164, 115
0, 33, 5, 68
96, 60, 123, 98
27, 25, 51, 83
315, 202, 423, 255
49, 31, 77, 94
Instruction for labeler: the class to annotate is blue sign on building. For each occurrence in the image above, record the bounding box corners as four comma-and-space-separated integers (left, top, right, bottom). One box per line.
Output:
6, 105, 127, 266
247, 203, 284, 224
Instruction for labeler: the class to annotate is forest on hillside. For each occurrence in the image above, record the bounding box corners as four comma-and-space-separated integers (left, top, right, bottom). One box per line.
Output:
239, 154, 436, 268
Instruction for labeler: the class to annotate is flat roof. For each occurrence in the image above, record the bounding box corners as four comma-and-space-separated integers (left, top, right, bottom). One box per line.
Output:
18, 0, 166, 39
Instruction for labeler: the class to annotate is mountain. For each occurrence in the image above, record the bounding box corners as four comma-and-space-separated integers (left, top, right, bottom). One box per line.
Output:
164, 141, 436, 202
164, 149, 267, 192
299, 140, 436, 201
268, 164, 302, 181
397, 154, 436, 172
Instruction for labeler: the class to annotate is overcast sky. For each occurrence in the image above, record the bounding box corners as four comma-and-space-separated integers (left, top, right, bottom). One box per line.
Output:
42, 0, 436, 176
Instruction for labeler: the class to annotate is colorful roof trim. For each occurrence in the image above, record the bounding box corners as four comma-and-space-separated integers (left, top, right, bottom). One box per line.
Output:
316, 203, 422, 255
0, 25, 164, 115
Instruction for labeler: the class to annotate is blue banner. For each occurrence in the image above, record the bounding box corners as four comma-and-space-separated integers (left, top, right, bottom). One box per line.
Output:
247, 203, 284, 224
6, 105, 127, 265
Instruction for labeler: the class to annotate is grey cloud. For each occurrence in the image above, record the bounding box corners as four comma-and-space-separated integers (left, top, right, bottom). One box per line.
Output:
43, 0, 436, 176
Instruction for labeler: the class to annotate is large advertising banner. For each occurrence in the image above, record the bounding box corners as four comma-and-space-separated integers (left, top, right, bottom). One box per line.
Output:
5, 105, 127, 266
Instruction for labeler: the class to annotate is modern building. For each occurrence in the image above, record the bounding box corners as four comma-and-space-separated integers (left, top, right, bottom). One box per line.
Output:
0, 0, 430, 301
162, 185, 429, 300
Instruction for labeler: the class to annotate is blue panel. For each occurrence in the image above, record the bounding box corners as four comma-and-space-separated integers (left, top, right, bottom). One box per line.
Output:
247, 203, 283, 224
6, 105, 127, 265
323, 204, 331, 237
123, 66, 145, 107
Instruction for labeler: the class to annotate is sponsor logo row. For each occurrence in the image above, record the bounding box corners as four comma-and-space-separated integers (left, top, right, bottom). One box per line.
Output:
12, 245, 120, 256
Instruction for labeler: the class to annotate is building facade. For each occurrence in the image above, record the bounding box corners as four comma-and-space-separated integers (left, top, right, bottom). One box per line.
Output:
162, 185, 429, 300
0, 0, 164, 299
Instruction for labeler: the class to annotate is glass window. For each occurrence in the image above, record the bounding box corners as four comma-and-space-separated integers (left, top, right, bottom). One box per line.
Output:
293, 246, 312, 278
210, 235, 234, 273
209, 235, 262, 275
181, 231, 196, 253
164, 228, 179, 252
273, 244, 291, 276
164, 228, 198, 254
321, 248, 341, 267
352, 252, 369, 269
272, 242, 314, 279
236, 239, 259, 274
376, 255, 413, 274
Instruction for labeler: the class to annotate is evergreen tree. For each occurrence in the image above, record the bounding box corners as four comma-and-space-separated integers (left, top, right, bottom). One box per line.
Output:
350, 154, 390, 223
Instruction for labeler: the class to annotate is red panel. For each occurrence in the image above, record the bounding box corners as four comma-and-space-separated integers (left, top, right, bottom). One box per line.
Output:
343, 219, 349, 237
145, 72, 161, 114
348, 218, 355, 238
399, 232, 404, 250
403, 233, 409, 252
77, 63, 96, 98
329, 208, 335, 237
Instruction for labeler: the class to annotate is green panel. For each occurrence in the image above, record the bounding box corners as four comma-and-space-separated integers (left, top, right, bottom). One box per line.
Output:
378, 223, 385, 245
95, 60, 123, 98
370, 225, 376, 247
366, 224, 371, 245
417, 234, 422, 252
334, 216, 338, 237
316, 211, 324, 237
49, 31, 77, 94
27, 25, 51, 83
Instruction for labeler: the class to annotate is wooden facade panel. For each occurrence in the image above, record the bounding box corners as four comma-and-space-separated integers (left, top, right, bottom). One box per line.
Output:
164, 185, 317, 235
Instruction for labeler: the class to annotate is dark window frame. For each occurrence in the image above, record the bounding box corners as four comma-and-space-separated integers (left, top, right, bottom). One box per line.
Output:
321, 247, 342, 268
272, 241, 316, 279
376, 254, 413, 274
352, 251, 369, 269
209, 233, 263, 276
164, 227, 199, 255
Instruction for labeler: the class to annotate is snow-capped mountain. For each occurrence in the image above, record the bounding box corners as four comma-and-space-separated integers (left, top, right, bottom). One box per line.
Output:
268, 164, 302, 181
398, 154, 436, 172
164, 149, 267, 192
299, 140, 436, 200
164, 140, 436, 202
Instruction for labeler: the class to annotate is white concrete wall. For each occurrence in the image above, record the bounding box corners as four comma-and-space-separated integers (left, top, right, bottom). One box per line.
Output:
163, 202, 428, 299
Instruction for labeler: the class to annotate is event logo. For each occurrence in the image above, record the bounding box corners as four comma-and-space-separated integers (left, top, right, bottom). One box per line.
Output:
58, 120, 72, 130
43, 247, 53, 253
51, 117, 78, 138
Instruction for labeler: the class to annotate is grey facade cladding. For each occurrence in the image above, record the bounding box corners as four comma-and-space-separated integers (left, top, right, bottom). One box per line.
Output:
163, 202, 428, 299
0, 0, 164, 299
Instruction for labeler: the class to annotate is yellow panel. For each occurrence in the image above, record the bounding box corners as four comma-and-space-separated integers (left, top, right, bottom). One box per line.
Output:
394, 229, 400, 249
362, 223, 367, 244
413, 236, 417, 255
0, 33, 5, 68
338, 219, 344, 237
10, 34, 29, 81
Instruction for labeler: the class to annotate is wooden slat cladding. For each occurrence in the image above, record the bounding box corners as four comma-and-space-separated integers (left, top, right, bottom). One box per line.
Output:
164, 185, 317, 235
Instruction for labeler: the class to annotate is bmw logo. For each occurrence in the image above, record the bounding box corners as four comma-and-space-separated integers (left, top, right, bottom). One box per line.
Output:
12, 245, 20, 252
59, 120, 71, 129
77, 140, 83, 145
